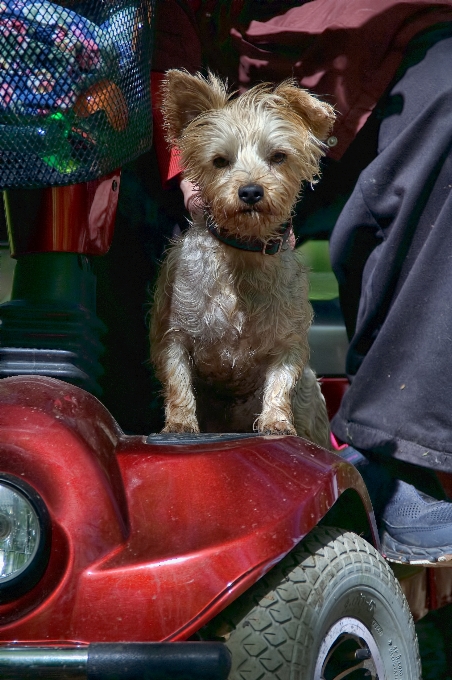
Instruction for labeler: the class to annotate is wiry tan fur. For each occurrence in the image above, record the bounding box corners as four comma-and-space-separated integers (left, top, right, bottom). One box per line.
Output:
150, 70, 335, 448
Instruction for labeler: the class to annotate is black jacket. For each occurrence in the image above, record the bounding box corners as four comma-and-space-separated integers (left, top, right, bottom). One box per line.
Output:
330, 25, 452, 471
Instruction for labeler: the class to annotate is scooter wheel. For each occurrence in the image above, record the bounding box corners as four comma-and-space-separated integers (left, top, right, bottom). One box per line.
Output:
202, 526, 421, 679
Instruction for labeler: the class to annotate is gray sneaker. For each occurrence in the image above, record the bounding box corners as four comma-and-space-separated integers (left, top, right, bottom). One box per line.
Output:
338, 447, 452, 565
380, 480, 452, 565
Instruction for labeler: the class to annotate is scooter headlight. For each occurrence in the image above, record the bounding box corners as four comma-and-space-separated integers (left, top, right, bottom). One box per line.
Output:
0, 476, 50, 599
0, 484, 40, 582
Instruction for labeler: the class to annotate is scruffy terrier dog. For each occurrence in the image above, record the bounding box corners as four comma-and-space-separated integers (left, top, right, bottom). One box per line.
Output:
150, 70, 335, 448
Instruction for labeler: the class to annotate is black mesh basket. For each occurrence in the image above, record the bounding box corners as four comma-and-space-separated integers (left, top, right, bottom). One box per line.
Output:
0, 0, 155, 188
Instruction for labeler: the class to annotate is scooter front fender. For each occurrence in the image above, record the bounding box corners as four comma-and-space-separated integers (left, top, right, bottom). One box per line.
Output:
0, 376, 375, 643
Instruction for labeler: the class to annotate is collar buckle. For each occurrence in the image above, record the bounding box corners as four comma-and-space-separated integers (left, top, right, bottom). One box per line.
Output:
262, 221, 293, 255
262, 235, 284, 255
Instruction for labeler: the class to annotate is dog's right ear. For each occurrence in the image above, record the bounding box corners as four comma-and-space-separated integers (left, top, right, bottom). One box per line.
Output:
161, 70, 230, 142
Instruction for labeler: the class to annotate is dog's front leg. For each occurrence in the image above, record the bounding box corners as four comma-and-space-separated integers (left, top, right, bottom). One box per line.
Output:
160, 339, 199, 433
257, 358, 301, 436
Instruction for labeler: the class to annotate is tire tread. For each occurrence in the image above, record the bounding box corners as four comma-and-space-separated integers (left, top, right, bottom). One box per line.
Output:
204, 526, 421, 679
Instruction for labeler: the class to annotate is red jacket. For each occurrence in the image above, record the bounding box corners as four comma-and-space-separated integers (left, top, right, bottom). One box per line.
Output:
234, 0, 452, 159
151, 0, 202, 185
153, 0, 452, 181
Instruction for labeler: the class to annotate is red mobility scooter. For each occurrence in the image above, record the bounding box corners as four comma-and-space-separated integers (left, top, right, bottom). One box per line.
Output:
0, 0, 447, 677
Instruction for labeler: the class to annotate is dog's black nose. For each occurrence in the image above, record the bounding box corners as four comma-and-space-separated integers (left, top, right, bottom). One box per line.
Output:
238, 184, 264, 205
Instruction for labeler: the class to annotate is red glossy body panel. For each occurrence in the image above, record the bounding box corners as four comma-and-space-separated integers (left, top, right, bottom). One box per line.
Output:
6, 173, 120, 257
0, 376, 375, 643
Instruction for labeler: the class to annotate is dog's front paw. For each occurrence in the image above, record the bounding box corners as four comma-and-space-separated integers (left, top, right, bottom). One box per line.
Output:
162, 420, 200, 434
257, 416, 297, 436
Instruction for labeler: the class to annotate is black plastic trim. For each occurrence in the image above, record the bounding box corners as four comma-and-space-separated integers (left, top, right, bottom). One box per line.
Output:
146, 432, 261, 445
87, 642, 231, 680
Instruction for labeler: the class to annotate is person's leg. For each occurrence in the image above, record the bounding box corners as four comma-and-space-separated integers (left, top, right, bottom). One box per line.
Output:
329, 26, 452, 561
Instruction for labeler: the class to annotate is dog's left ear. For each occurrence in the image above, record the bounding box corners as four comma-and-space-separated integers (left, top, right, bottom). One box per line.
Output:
274, 81, 335, 141
161, 69, 230, 142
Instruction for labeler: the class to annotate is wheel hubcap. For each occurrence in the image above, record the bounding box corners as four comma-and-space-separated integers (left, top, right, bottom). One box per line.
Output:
314, 617, 385, 679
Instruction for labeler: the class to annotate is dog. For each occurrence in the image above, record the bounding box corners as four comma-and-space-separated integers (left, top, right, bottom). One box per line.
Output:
150, 70, 334, 448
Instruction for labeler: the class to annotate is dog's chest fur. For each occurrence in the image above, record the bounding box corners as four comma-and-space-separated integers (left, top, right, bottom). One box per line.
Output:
166, 224, 311, 392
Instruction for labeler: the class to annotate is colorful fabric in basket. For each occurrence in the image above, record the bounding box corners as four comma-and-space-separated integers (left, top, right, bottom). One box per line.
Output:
0, 0, 152, 188
0, 0, 114, 116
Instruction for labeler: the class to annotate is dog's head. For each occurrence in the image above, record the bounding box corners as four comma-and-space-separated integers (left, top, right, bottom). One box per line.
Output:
161, 70, 335, 239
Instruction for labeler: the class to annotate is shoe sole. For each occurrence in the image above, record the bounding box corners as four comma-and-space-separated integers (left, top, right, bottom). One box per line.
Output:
381, 530, 452, 566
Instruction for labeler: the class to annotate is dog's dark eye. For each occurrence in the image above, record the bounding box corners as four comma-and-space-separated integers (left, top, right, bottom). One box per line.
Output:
270, 152, 286, 165
213, 157, 229, 169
